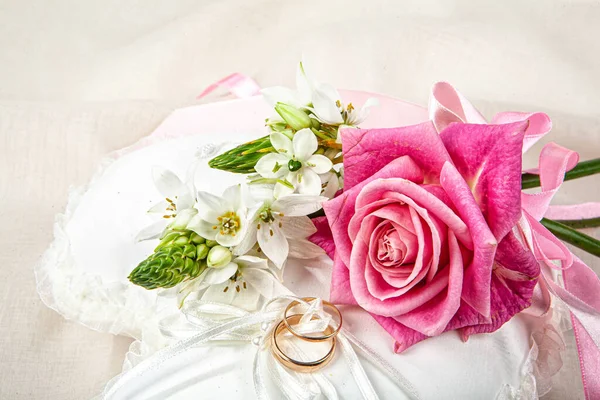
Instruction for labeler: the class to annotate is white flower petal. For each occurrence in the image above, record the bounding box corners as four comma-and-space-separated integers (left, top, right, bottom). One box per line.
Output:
272, 194, 326, 216
274, 181, 295, 199
203, 262, 239, 285
248, 184, 276, 204
296, 60, 314, 105
311, 85, 344, 125
297, 169, 322, 195
257, 223, 289, 268
233, 222, 258, 256
147, 200, 170, 214
223, 184, 243, 211
288, 238, 326, 259
216, 230, 243, 247
269, 132, 294, 156
202, 281, 236, 304
187, 216, 217, 240
196, 191, 226, 222
135, 220, 166, 242
242, 268, 276, 299
234, 255, 269, 270
280, 216, 318, 238
231, 284, 261, 311
176, 191, 195, 211
152, 166, 185, 198
318, 83, 342, 104
255, 153, 290, 179
292, 129, 318, 162
355, 97, 379, 125
245, 268, 293, 297
170, 208, 198, 230
306, 154, 333, 174
321, 172, 340, 199
261, 86, 301, 108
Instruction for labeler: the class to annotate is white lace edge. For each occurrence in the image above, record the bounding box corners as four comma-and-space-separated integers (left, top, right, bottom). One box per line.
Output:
33, 132, 185, 339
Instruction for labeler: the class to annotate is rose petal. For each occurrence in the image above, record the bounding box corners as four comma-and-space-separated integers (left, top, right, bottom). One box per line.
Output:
330, 253, 359, 305
341, 121, 450, 189
393, 230, 464, 336
440, 162, 497, 318
350, 236, 450, 317
308, 216, 336, 260
439, 121, 528, 241
491, 112, 551, 154
354, 178, 472, 249
323, 156, 424, 268
456, 232, 539, 338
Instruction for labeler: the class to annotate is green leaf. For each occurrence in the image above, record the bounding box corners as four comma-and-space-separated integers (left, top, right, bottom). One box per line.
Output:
522, 157, 600, 189
541, 218, 600, 257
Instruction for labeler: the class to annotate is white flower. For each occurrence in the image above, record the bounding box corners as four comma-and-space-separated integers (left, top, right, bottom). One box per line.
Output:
136, 166, 195, 241
187, 184, 248, 247
255, 129, 332, 197
312, 84, 379, 129
261, 60, 314, 108
320, 169, 343, 199
262, 60, 378, 131
200, 255, 284, 311
234, 194, 326, 267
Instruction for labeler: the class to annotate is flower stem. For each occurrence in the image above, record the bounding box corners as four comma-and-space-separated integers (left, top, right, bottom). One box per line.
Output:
521, 158, 600, 189
554, 217, 600, 229
541, 218, 600, 257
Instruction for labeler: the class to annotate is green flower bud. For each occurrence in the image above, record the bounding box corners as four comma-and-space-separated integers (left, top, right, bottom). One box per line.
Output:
275, 103, 312, 131
205, 239, 218, 248
207, 245, 232, 268
196, 243, 209, 260
169, 208, 198, 230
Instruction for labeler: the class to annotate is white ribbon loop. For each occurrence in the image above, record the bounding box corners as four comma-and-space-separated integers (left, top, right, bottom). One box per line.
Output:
102, 296, 420, 400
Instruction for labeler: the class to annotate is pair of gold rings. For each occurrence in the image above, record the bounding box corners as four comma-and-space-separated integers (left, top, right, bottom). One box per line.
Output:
271, 297, 342, 373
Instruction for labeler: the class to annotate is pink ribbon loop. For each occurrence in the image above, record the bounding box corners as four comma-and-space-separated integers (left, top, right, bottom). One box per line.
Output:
429, 82, 600, 399
428, 82, 552, 153
197, 73, 261, 99
521, 142, 579, 221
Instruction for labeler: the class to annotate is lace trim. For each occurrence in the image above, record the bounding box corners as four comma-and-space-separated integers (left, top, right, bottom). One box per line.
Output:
33, 131, 229, 338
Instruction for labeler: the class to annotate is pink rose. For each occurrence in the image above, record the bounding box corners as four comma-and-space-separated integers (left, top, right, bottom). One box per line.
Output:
319, 120, 541, 352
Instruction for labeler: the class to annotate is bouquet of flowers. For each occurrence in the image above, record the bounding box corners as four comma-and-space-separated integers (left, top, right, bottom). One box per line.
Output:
123, 61, 600, 398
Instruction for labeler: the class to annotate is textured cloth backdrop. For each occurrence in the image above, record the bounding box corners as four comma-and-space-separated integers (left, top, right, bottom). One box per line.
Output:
1, 1, 599, 398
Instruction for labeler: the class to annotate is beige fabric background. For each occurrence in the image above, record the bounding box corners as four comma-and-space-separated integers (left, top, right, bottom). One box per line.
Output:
1, 1, 599, 398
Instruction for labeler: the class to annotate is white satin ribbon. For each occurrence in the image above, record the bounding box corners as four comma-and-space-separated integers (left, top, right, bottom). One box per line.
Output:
102, 296, 420, 400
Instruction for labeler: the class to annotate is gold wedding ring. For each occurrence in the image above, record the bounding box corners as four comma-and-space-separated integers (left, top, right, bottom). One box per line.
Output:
283, 297, 343, 341
271, 314, 337, 372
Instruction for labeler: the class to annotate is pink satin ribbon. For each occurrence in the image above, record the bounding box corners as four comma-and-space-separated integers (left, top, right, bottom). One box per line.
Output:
430, 82, 600, 399
197, 73, 261, 99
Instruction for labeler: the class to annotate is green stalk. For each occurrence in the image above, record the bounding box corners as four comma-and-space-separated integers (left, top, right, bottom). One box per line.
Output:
554, 217, 600, 229
522, 158, 600, 189
541, 218, 600, 257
